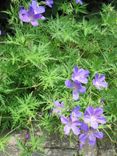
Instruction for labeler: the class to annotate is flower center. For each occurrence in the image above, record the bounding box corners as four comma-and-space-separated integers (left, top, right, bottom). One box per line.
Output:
90, 116, 96, 122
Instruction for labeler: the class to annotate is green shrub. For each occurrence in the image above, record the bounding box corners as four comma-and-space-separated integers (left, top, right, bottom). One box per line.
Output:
0, 1, 117, 153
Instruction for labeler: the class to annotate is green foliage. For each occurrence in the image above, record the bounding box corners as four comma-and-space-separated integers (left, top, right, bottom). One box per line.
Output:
17, 130, 45, 156
0, 2, 117, 153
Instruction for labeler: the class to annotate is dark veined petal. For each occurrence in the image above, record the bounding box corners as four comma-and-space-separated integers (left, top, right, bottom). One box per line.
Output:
94, 131, 103, 139
97, 116, 106, 124
99, 74, 105, 81
19, 8, 30, 23
28, 6, 35, 17
79, 85, 86, 93
60, 116, 68, 124
65, 80, 73, 88
79, 133, 87, 143
85, 106, 94, 115
80, 122, 89, 132
73, 66, 79, 73
88, 133, 96, 146
94, 107, 103, 116
34, 14, 42, 19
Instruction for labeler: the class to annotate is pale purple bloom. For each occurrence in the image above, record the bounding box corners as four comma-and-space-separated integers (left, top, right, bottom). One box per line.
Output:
45, 0, 53, 8
53, 101, 64, 115
84, 106, 106, 129
76, 0, 83, 5
65, 80, 86, 100
30, 0, 45, 19
93, 73, 108, 90
70, 106, 82, 121
60, 116, 81, 135
79, 127, 103, 148
72, 66, 90, 84
19, 0, 45, 26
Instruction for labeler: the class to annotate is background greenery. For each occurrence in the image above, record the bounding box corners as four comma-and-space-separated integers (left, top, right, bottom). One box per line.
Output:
0, 0, 117, 154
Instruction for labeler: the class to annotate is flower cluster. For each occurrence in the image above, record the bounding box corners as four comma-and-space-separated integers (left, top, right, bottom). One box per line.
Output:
19, 0, 53, 26
19, 0, 83, 26
54, 105, 106, 148
53, 66, 108, 148
65, 66, 108, 100
65, 66, 89, 100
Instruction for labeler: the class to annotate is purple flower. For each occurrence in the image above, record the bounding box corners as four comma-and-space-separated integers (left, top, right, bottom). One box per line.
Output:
93, 73, 108, 90
60, 116, 81, 135
45, 0, 53, 8
79, 127, 103, 148
76, 0, 83, 5
70, 106, 82, 121
31, 0, 45, 17
65, 80, 86, 100
72, 66, 90, 84
84, 106, 106, 129
19, 1, 45, 26
53, 101, 64, 115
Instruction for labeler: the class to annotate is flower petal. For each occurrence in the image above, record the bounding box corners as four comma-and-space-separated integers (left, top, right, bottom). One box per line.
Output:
79, 134, 87, 143
99, 74, 105, 81
19, 8, 30, 23
37, 6, 45, 14
34, 14, 42, 19
64, 125, 71, 135
89, 133, 96, 146
94, 131, 103, 139
97, 116, 106, 124
71, 126, 80, 135
31, 20, 39, 26
73, 66, 79, 73
94, 108, 103, 116
80, 122, 89, 132
85, 106, 94, 115
54, 101, 61, 107
73, 89, 79, 100
79, 85, 86, 93
65, 80, 73, 88
28, 6, 34, 17
76, 0, 83, 5
60, 116, 68, 124
90, 120, 98, 129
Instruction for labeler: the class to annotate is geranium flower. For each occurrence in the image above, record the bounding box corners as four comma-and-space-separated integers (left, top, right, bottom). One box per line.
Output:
79, 127, 103, 148
45, 0, 53, 8
70, 106, 82, 121
65, 80, 86, 100
19, 0, 45, 26
60, 116, 81, 135
53, 101, 64, 115
93, 73, 108, 90
31, 0, 45, 16
72, 66, 90, 84
84, 106, 106, 129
